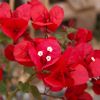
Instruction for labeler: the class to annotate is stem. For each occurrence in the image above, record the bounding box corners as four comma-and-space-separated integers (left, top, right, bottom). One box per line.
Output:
44, 33, 48, 39
41, 93, 64, 100
9, 0, 15, 10
6, 62, 12, 100
11, 72, 37, 97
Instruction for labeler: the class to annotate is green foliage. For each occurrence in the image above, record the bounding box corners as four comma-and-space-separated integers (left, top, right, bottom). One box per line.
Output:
24, 67, 36, 74
0, 31, 12, 43
66, 27, 76, 34
0, 81, 6, 94
18, 82, 30, 92
18, 82, 42, 100
30, 85, 42, 100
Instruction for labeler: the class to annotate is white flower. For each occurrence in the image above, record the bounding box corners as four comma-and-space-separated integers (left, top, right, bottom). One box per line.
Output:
38, 51, 43, 57
47, 46, 53, 52
46, 56, 51, 61
91, 57, 95, 62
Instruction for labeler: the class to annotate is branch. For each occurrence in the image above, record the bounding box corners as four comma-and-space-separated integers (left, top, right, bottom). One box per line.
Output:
41, 93, 64, 100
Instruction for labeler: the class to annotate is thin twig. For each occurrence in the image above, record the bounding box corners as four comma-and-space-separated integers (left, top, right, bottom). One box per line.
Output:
41, 93, 64, 100
9, 0, 15, 10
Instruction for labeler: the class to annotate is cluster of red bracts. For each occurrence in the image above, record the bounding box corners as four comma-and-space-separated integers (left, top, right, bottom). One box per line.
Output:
0, 0, 100, 99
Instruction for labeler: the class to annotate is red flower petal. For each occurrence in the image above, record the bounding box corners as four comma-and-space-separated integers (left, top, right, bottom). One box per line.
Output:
4, 44, 15, 61
67, 33, 75, 40
92, 80, 100, 94
89, 58, 100, 77
0, 2, 11, 18
0, 68, 3, 80
75, 28, 93, 43
12, 4, 31, 21
66, 84, 87, 96
94, 50, 100, 59
1, 18, 28, 42
29, 38, 61, 70
44, 71, 65, 91
78, 92, 93, 100
48, 5, 64, 31
14, 40, 34, 67
31, 2, 49, 30
0, 2, 11, 25
71, 64, 89, 85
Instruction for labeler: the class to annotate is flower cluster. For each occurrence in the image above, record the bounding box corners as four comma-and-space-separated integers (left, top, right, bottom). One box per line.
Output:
0, 0, 100, 99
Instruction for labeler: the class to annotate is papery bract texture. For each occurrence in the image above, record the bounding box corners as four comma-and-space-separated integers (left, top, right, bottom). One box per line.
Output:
14, 40, 34, 66
1, 18, 28, 42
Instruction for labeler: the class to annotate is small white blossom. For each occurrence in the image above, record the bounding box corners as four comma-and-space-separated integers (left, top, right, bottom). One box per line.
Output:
47, 46, 53, 52
91, 57, 95, 62
46, 56, 51, 61
38, 51, 43, 57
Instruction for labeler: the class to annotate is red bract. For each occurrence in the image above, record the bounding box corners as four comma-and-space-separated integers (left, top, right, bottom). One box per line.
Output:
43, 64, 89, 91
67, 28, 92, 44
0, 2, 31, 42
12, 3, 31, 21
42, 47, 89, 91
92, 79, 100, 94
0, 2, 11, 23
31, 1, 64, 33
0, 68, 3, 80
0, 2, 11, 18
87, 49, 100, 77
4, 44, 15, 61
0, 2, 31, 21
14, 40, 34, 67
88, 59, 100, 77
0, 2, 11, 27
29, 37, 61, 70
65, 84, 93, 100
1, 18, 28, 42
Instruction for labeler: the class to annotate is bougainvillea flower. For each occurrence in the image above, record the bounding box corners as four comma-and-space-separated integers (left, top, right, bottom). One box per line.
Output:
42, 47, 89, 91
4, 44, 15, 61
14, 40, 34, 67
92, 79, 100, 94
67, 28, 92, 44
65, 84, 92, 100
43, 64, 89, 91
0, 2, 31, 41
1, 18, 28, 42
31, 1, 64, 32
29, 37, 61, 70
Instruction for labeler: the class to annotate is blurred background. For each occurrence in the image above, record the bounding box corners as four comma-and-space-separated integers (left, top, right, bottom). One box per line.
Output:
0, 0, 100, 100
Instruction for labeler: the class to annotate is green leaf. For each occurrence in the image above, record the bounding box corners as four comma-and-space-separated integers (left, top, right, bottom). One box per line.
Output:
54, 34, 62, 39
18, 82, 30, 92
30, 85, 42, 100
67, 27, 76, 34
0, 81, 6, 94
24, 67, 35, 74
42, 70, 50, 74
